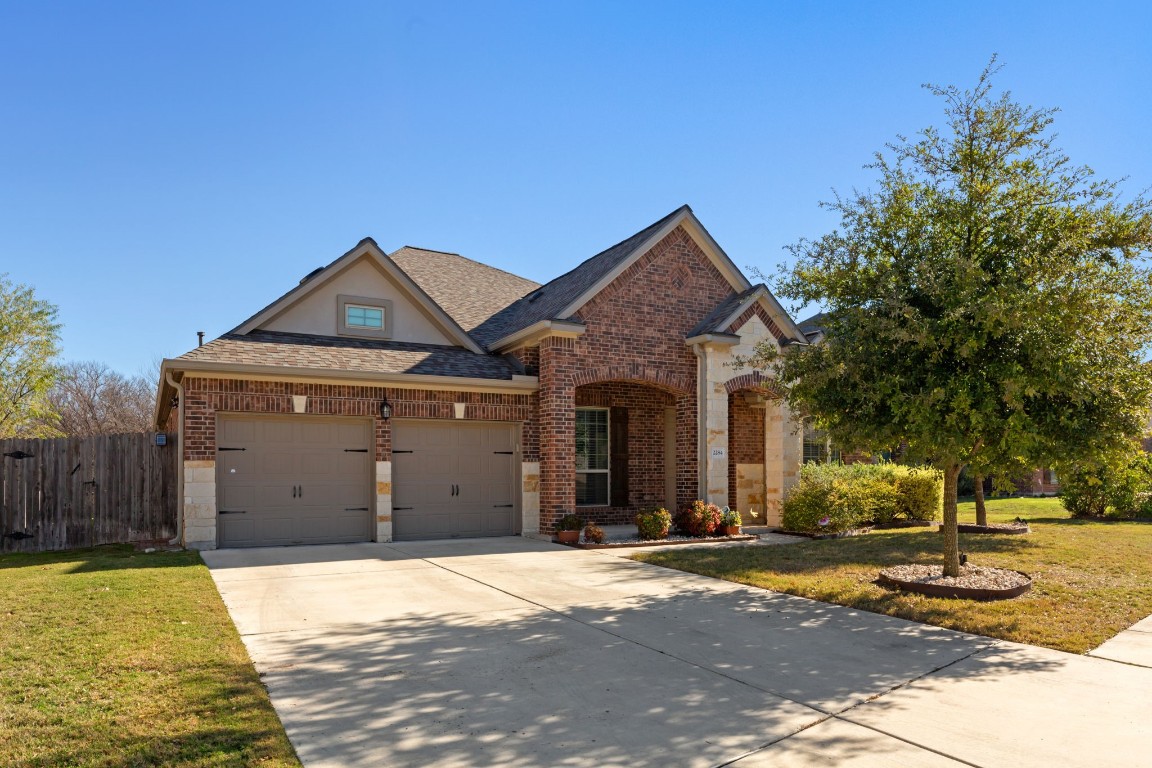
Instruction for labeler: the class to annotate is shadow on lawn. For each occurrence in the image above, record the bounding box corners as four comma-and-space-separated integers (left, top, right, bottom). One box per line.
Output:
13, 662, 296, 768
0, 543, 202, 573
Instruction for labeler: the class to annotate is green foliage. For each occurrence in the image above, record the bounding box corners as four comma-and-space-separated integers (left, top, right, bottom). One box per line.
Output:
752, 59, 1152, 574
720, 507, 742, 526
894, 467, 944, 522
1059, 453, 1152, 519
675, 500, 722, 537
557, 513, 583, 531
634, 507, 672, 540
782, 463, 943, 533
0, 274, 62, 437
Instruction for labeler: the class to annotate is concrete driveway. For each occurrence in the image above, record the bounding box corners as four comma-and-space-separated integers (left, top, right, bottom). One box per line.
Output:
202, 538, 1151, 767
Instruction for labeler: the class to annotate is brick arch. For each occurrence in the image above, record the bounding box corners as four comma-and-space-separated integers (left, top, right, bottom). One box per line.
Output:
572, 363, 693, 395
724, 371, 782, 397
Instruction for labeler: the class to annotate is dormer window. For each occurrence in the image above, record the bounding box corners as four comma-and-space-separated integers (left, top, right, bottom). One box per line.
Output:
346, 305, 383, 329
338, 295, 392, 339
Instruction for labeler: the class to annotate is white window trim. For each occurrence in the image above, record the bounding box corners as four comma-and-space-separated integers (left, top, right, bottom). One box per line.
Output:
337, 294, 393, 340
576, 406, 610, 507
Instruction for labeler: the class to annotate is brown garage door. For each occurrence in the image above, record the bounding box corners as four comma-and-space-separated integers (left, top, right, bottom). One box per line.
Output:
216, 415, 373, 548
391, 420, 518, 540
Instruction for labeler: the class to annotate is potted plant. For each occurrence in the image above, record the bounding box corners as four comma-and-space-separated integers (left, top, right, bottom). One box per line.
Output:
555, 513, 583, 544
720, 507, 742, 536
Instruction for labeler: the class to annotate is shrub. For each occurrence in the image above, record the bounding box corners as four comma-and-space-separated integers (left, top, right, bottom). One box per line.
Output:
894, 467, 943, 521
1060, 453, 1152, 519
781, 462, 942, 533
635, 507, 672, 540
557, 513, 583, 531
583, 521, 605, 544
675, 500, 722, 537
782, 463, 869, 534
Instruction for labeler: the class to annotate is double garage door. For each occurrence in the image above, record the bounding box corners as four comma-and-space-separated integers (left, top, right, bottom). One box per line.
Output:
216, 415, 517, 548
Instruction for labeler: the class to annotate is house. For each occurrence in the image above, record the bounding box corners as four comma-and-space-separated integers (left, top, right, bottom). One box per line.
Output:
155, 206, 808, 549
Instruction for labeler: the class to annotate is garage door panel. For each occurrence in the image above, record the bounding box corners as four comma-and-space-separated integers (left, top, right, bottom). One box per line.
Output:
217, 415, 373, 548
392, 420, 518, 541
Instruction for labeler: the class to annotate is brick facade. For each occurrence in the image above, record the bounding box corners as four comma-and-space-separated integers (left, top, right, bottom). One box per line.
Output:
575, 382, 676, 524
180, 378, 534, 462
728, 393, 765, 509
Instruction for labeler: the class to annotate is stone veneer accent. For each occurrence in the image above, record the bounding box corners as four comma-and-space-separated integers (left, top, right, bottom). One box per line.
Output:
375, 460, 392, 541
183, 459, 217, 549
521, 461, 541, 535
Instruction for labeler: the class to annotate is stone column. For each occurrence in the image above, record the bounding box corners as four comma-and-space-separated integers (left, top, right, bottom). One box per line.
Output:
701, 342, 731, 507
538, 336, 576, 533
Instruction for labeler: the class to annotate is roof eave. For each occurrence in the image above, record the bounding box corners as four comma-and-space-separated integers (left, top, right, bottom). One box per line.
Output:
489, 319, 587, 352
165, 358, 539, 393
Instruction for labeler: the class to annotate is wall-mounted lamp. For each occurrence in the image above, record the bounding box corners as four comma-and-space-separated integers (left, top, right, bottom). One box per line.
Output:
380, 398, 393, 421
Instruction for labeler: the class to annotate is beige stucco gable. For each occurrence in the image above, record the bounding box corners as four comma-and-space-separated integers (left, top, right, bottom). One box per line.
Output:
260, 256, 455, 345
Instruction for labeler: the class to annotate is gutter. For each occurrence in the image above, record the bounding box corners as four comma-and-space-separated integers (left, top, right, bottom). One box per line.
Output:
164, 370, 185, 548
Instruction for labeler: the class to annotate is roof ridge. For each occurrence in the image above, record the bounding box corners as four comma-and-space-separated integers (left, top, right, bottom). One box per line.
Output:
391, 246, 540, 288
529, 204, 691, 299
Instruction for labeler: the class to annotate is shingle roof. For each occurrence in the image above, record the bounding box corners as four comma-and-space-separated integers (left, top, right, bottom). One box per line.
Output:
388, 247, 540, 344
178, 331, 519, 380
796, 312, 828, 333
687, 285, 766, 337
470, 205, 693, 347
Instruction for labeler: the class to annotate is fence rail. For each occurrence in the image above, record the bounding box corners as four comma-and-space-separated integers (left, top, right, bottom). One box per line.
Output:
0, 432, 178, 553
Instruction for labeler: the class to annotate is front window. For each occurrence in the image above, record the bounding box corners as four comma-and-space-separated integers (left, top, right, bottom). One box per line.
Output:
575, 408, 609, 505
803, 421, 841, 464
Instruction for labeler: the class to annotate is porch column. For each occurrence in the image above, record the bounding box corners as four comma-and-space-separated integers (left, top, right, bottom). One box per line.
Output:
699, 341, 733, 507
538, 336, 576, 532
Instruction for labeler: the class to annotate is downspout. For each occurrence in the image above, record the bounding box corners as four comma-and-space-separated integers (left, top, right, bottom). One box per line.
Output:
692, 343, 708, 500
165, 370, 185, 547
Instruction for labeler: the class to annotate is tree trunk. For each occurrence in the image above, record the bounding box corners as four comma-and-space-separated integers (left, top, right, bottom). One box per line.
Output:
974, 473, 987, 526
942, 463, 962, 577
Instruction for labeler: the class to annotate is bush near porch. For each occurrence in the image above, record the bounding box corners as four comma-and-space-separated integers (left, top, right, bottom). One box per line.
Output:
634, 497, 1152, 653
781, 463, 943, 533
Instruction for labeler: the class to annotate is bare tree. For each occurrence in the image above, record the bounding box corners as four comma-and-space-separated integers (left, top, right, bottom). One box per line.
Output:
41, 361, 156, 437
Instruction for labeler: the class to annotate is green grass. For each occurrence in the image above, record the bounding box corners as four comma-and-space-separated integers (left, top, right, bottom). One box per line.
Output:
633, 497, 1152, 653
0, 545, 299, 767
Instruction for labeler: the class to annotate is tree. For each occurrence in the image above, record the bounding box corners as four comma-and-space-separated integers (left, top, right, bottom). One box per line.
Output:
37, 361, 156, 437
757, 59, 1152, 576
0, 274, 61, 438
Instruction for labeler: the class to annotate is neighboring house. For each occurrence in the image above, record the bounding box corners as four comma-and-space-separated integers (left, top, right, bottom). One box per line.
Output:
155, 206, 808, 549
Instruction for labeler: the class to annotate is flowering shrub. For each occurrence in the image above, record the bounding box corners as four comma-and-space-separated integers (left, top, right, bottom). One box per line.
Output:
634, 507, 672, 540
675, 500, 723, 537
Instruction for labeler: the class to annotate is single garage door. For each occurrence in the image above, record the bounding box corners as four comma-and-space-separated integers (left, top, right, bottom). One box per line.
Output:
391, 420, 518, 540
216, 415, 374, 548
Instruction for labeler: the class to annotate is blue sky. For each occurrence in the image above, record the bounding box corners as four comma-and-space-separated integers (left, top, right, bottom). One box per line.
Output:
2, 1, 1149, 376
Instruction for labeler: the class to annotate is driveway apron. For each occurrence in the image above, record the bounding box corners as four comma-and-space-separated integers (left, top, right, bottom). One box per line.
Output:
202, 538, 1152, 767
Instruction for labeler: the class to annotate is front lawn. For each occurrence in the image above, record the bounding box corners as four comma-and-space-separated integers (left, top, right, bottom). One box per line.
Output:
0, 545, 299, 767
633, 497, 1152, 653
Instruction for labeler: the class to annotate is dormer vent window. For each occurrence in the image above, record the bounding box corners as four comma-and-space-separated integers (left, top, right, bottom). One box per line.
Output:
337, 294, 392, 339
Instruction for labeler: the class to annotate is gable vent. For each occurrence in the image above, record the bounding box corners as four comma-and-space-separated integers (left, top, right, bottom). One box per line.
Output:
299, 266, 325, 285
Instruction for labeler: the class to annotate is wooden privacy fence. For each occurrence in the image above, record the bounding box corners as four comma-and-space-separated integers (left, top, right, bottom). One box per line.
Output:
0, 432, 178, 553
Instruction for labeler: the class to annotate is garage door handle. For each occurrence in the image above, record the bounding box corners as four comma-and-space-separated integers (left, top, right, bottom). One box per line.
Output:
344, 449, 368, 453
345, 507, 369, 511
493, 504, 513, 508
218, 447, 246, 452
393, 506, 413, 511
393, 450, 414, 454
219, 510, 247, 514
493, 451, 514, 455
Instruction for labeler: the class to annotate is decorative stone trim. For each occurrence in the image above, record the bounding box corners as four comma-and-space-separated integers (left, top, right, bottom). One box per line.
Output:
183, 459, 217, 550
375, 461, 392, 542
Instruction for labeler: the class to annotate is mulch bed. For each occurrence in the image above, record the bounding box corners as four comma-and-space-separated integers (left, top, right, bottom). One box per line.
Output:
564, 534, 759, 549
772, 527, 874, 540
956, 522, 1030, 535
878, 563, 1033, 600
